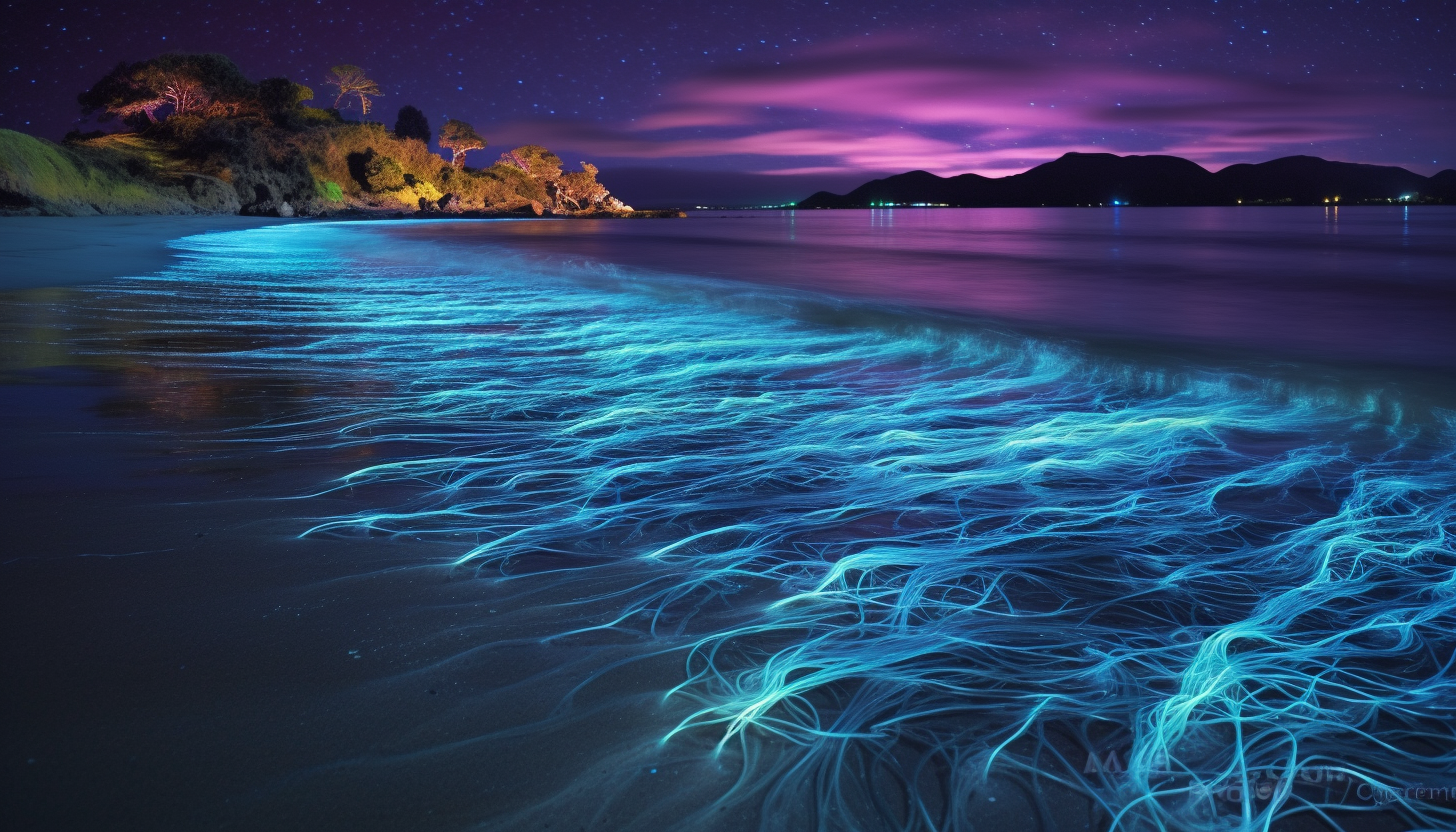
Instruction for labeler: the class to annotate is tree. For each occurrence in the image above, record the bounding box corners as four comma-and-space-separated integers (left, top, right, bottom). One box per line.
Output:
176, 54, 253, 97
498, 145, 563, 183
326, 65, 381, 115
557, 162, 609, 210
256, 77, 314, 112
147, 54, 256, 116
79, 61, 166, 124
154, 69, 209, 115
393, 105, 430, 143
439, 119, 486, 168
78, 54, 257, 125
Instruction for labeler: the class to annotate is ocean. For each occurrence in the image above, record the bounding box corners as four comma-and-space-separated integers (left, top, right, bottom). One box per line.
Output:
4, 207, 1455, 832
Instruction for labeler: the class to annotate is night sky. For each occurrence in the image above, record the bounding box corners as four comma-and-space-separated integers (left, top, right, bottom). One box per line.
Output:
3, 0, 1452, 204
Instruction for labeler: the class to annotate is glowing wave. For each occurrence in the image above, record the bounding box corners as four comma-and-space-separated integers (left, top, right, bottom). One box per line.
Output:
109, 223, 1456, 831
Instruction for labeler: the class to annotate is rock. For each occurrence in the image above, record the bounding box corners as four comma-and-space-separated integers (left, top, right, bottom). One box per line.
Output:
437, 193, 462, 213
621, 209, 689, 219
277, 201, 294, 217
183, 174, 243, 214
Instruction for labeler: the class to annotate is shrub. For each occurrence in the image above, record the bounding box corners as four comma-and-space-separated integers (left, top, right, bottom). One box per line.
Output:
411, 179, 442, 204
363, 153, 406, 192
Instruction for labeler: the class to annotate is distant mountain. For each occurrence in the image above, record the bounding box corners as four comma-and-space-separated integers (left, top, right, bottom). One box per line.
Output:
798, 153, 1456, 208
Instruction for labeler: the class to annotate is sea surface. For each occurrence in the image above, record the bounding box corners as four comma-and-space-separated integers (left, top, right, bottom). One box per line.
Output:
3, 207, 1455, 832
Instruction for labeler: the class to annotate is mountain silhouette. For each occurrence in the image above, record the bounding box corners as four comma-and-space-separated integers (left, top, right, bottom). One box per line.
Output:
798, 153, 1455, 208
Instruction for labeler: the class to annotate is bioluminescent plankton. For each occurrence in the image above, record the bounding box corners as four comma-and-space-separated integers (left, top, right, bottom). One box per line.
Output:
101, 223, 1456, 832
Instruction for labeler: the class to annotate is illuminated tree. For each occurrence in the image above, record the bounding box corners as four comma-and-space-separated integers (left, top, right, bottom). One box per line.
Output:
556, 162, 609, 210
155, 71, 209, 115
152, 54, 254, 116
498, 145, 563, 183
439, 119, 486, 168
393, 105, 431, 143
78, 61, 166, 124
78, 54, 256, 125
326, 65, 382, 115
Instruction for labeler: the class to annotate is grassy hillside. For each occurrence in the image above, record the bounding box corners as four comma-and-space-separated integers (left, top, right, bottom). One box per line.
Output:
0, 129, 238, 216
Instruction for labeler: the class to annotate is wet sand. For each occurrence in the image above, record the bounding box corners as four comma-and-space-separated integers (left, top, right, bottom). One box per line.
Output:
0, 343, 706, 831
0, 216, 296, 289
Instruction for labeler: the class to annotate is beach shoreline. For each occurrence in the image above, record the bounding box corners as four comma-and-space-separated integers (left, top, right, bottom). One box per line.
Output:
0, 211, 693, 292
0, 215, 299, 290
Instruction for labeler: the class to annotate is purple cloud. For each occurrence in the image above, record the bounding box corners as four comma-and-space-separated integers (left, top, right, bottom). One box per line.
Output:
492, 39, 1450, 178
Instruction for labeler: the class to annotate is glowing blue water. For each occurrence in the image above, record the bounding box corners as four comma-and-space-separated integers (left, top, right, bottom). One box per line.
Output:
105, 220, 1456, 831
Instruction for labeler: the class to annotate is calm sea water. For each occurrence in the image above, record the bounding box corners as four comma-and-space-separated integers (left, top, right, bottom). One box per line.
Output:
3, 208, 1455, 832
409, 206, 1456, 369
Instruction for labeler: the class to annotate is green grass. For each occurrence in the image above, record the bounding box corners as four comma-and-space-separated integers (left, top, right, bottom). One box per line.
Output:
317, 179, 344, 202
0, 129, 210, 215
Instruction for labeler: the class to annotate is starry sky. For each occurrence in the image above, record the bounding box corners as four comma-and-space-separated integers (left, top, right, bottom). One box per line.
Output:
3, 0, 1452, 204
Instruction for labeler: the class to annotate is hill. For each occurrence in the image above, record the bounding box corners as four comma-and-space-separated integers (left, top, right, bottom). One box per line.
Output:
799, 153, 1456, 208
0, 52, 639, 218
0, 129, 239, 215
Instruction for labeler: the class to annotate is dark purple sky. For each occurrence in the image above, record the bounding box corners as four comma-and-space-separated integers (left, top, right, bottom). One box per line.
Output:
3, 1, 1452, 203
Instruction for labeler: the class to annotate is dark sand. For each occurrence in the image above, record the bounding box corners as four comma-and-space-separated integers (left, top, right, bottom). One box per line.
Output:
0, 216, 295, 289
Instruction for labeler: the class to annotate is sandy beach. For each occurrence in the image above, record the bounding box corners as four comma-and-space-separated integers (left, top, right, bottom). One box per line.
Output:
0, 216, 296, 290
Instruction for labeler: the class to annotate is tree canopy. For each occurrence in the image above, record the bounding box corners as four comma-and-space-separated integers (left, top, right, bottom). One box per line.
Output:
393, 105, 431, 144
557, 162, 609, 210
439, 119, 486, 167
326, 65, 382, 115
257, 77, 314, 113
78, 60, 165, 125
499, 145, 563, 183
78, 53, 257, 124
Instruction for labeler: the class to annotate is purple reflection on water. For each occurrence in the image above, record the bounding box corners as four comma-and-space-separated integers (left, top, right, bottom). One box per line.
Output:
388, 206, 1456, 370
